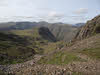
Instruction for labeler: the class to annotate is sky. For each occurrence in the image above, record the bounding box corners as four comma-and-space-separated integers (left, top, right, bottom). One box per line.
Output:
0, 0, 100, 23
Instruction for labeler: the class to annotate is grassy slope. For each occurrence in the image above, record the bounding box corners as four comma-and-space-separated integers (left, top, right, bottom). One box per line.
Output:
41, 41, 66, 54
0, 27, 57, 65
10, 28, 51, 53
38, 51, 83, 65
10, 29, 44, 54
75, 34, 100, 59
80, 48, 100, 59
38, 34, 100, 65
11, 27, 57, 51
11, 28, 82, 65
0, 32, 36, 64
0, 29, 38, 64
0, 70, 14, 75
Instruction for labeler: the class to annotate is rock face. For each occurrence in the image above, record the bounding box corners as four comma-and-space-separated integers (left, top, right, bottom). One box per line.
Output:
75, 15, 100, 40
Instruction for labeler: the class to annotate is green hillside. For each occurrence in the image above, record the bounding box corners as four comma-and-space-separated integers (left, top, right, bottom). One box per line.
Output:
0, 27, 56, 65
0, 32, 36, 64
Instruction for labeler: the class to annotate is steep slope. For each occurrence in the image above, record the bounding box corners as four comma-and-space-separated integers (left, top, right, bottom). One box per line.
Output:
75, 15, 100, 40
70, 15, 100, 60
39, 27, 56, 42
47, 23, 78, 41
37, 22, 78, 41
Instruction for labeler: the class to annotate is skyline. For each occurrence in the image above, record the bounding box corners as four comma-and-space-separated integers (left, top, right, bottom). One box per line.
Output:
0, 0, 100, 23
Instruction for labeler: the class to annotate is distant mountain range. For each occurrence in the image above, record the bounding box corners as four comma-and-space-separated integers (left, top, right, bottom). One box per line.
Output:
0, 21, 84, 42
0, 22, 37, 30
74, 23, 85, 27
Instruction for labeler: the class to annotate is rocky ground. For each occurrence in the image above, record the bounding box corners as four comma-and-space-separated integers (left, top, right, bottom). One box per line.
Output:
0, 52, 100, 75
0, 55, 42, 74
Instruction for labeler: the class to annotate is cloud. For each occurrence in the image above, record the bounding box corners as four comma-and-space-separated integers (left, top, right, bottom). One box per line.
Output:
74, 8, 88, 15
71, 8, 89, 23
46, 11, 65, 22
0, 0, 33, 7
48, 11, 64, 17
0, 0, 9, 6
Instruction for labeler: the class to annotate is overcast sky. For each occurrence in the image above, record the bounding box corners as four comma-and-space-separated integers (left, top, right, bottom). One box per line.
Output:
0, 0, 100, 23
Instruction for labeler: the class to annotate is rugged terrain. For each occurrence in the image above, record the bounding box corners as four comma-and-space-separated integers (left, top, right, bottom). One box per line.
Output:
0, 15, 100, 75
75, 15, 100, 40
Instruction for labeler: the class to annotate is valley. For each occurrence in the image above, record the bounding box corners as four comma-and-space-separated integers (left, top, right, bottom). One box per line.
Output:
0, 15, 100, 75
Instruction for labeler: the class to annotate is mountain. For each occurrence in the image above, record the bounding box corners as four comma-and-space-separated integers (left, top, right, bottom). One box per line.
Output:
26, 15, 100, 75
34, 22, 79, 41
47, 23, 78, 41
0, 21, 79, 42
74, 23, 85, 27
0, 22, 37, 30
0, 15, 100, 75
75, 15, 100, 40
39, 27, 56, 42
0, 22, 15, 28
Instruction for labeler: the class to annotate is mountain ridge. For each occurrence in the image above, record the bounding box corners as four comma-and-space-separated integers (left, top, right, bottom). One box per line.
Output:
0, 21, 79, 42
75, 15, 100, 40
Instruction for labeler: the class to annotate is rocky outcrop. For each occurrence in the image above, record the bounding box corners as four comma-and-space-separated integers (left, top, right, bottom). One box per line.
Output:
75, 15, 100, 40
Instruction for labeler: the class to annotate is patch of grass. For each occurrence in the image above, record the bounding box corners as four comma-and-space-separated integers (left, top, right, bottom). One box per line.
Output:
0, 70, 14, 75
41, 43, 57, 54
41, 41, 67, 54
38, 51, 83, 65
11, 28, 41, 38
80, 48, 100, 59
0, 70, 6, 75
